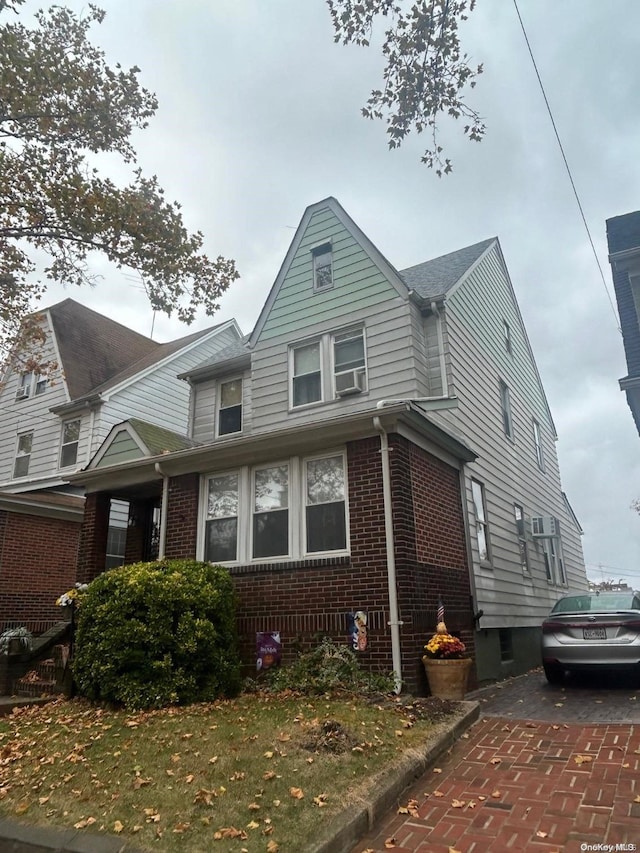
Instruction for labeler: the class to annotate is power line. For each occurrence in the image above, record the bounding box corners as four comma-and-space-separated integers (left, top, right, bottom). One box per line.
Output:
511, 0, 621, 334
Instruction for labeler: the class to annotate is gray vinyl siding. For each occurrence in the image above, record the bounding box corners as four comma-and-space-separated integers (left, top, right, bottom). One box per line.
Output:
0, 323, 74, 487
91, 325, 240, 455
191, 368, 252, 443
438, 246, 586, 628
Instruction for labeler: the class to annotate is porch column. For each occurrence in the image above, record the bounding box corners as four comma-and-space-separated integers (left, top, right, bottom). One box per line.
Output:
77, 491, 110, 584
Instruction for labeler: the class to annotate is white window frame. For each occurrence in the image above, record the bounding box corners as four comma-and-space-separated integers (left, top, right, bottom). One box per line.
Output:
290, 339, 324, 409
513, 503, 530, 573
532, 419, 545, 471
499, 380, 514, 440
331, 326, 367, 397
251, 460, 292, 560
204, 470, 241, 563
13, 431, 33, 479
471, 479, 491, 565
311, 242, 333, 292
15, 371, 47, 401
289, 326, 368, 409
199, 451, 350, 565
302, 451, 349, 557
542, 536, 566, 586
216, 376, 243, 437
59, 418, 81, 469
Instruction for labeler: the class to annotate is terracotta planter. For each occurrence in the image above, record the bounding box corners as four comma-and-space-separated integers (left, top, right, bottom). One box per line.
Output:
422, 656, 472, 700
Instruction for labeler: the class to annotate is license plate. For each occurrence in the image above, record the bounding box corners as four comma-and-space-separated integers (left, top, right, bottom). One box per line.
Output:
583, 628, 606, 640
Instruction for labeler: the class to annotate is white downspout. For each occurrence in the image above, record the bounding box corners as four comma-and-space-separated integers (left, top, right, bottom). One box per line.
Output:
430, 300, 449, 397
373, 416, 403, 693
154, 462, 169, 560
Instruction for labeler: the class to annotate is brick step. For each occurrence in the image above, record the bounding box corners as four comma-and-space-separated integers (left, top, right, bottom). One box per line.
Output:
13, 676, 61, 699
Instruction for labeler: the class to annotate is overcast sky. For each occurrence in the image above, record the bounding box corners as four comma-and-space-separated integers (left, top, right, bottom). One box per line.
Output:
29, 0, 640, 588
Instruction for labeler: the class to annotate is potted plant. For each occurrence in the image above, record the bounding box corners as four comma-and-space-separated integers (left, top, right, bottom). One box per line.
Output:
422, 621, 471, 700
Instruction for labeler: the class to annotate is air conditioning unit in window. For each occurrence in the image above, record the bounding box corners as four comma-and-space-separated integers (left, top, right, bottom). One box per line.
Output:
15, 386, 29, 400
335, 369, 365, 397
531, 515, 560, 538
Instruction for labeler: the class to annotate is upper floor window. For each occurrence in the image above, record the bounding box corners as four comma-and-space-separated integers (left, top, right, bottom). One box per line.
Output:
13, 431, 33, 478
532, 419, 545, 471
15, 371, 46, 401
503, 319, 512, 355
333, 328, 366, 396
542, 536, 566, 585
218, 378, 243, 436
311, 243, 333, 291
499, 380, 513, 439
514, 504, 529, 573
471, 479, 491, 564
60, 419, 80, 468
289, 327, 368, 409
292, 341, 322, 407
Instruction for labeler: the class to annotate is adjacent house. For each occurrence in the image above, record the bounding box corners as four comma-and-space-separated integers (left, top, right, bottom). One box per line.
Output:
71, 198, 587, 691
606, 210, 640, 434
0, 298, 242, 630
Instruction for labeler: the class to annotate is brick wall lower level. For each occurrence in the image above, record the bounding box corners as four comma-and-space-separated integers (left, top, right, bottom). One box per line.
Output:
0, 509, 80, 629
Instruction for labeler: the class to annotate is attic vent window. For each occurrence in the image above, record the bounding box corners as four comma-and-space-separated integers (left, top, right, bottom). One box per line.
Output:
312, 243, 333, 291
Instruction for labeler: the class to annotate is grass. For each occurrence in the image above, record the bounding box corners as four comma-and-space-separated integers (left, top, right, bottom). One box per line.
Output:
0, 692, 460, 852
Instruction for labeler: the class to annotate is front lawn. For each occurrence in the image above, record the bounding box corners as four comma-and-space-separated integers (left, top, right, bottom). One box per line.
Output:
0, 692, 459, 852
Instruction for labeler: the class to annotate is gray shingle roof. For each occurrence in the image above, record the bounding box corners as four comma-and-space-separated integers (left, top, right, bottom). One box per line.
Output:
183, 336, 251, 377
399, 238, 495, 299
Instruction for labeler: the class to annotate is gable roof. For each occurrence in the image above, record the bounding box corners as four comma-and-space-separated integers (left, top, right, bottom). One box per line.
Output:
126, 419, 197, 455
179, 336, 251, 381
399, 238, 496, 300
48, 298, 159, 400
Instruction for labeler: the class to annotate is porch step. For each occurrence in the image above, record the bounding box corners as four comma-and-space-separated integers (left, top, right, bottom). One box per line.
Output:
12, 644, 70, 698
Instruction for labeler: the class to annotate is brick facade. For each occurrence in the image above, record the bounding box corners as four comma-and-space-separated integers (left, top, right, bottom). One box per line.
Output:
77, 492, 110, 584
0, 509, 80, 629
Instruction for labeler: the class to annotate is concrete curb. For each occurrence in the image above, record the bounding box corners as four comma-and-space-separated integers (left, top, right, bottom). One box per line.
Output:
308, 700, 480, 853
0, 816, 147, 853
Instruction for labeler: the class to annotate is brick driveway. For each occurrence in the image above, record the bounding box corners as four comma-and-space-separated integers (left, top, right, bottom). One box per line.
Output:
352, 670, 640, 852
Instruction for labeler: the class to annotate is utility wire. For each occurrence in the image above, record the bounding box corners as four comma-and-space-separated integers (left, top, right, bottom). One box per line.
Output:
512, 0, 621, 334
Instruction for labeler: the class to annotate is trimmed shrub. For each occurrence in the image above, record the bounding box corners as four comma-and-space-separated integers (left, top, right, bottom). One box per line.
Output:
73, 559, 241, 709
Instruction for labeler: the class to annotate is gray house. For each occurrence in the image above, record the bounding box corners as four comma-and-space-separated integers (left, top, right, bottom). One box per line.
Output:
72, 198, 588, 686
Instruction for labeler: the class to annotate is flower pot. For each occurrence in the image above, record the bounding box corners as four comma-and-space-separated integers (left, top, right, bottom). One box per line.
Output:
422, 656, 472, 700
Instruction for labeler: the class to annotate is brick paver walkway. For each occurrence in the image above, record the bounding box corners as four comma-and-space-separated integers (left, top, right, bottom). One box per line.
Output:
352, 716, 640, 853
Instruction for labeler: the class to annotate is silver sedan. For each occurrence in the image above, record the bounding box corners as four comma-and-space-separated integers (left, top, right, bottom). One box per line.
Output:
541, 591, 640, 684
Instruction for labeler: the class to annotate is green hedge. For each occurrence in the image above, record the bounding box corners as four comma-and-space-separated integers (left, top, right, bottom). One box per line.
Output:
73, 559, 241, 709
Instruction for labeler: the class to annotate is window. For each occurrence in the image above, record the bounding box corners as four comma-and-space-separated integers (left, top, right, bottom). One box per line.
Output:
514, 504, 529, 572
333, 328, 366, 395
15, 371, 47, 400
543, 536, 566, 585
305, 455, 346, 552
60, 419, 80, 468
499, 628, 513, 662
205, 472, 239, 563
499, 380, 513, 439
471, 479, 491, 563
218, 378, 243, 436
532, 419, 544, 471
13, 432, 33, 478
312, 243, 333, 291
291, 341, 322, 407
253, 464, 289, 558
201, 452, 349, 564
290, 327, 368, 408
503, 319, 512, 355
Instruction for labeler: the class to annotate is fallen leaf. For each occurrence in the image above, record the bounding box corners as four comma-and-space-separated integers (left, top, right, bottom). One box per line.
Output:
114, 821, 124, 834
264, 751, 274, 759
384, 838, 397, 849
468, 800, 477, 809
491, 790, 501, 798
490, 757, 501, 765
289, 787, 304, 800
451, 799, 465, 808
478, 795, 487, 801
277, 732, 291, 742
449, 848, 463, 853
554, 703, 564, 707
433, 790, 445, 797
209, 756, 218, 764
574, 754, 593, 765
194, 789, 217, 806
313, 793, 329, 807
263, 771, 276, 781
247, 820, 260, 829
185, 774, 195, 784
173, 822, 190, 833
266, 841, 279, 853
634, 795, 640, 803
248, 803, 261, 811
213, 827, 247, 840
536, 830, 548, 838
433, 767, 442, 774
